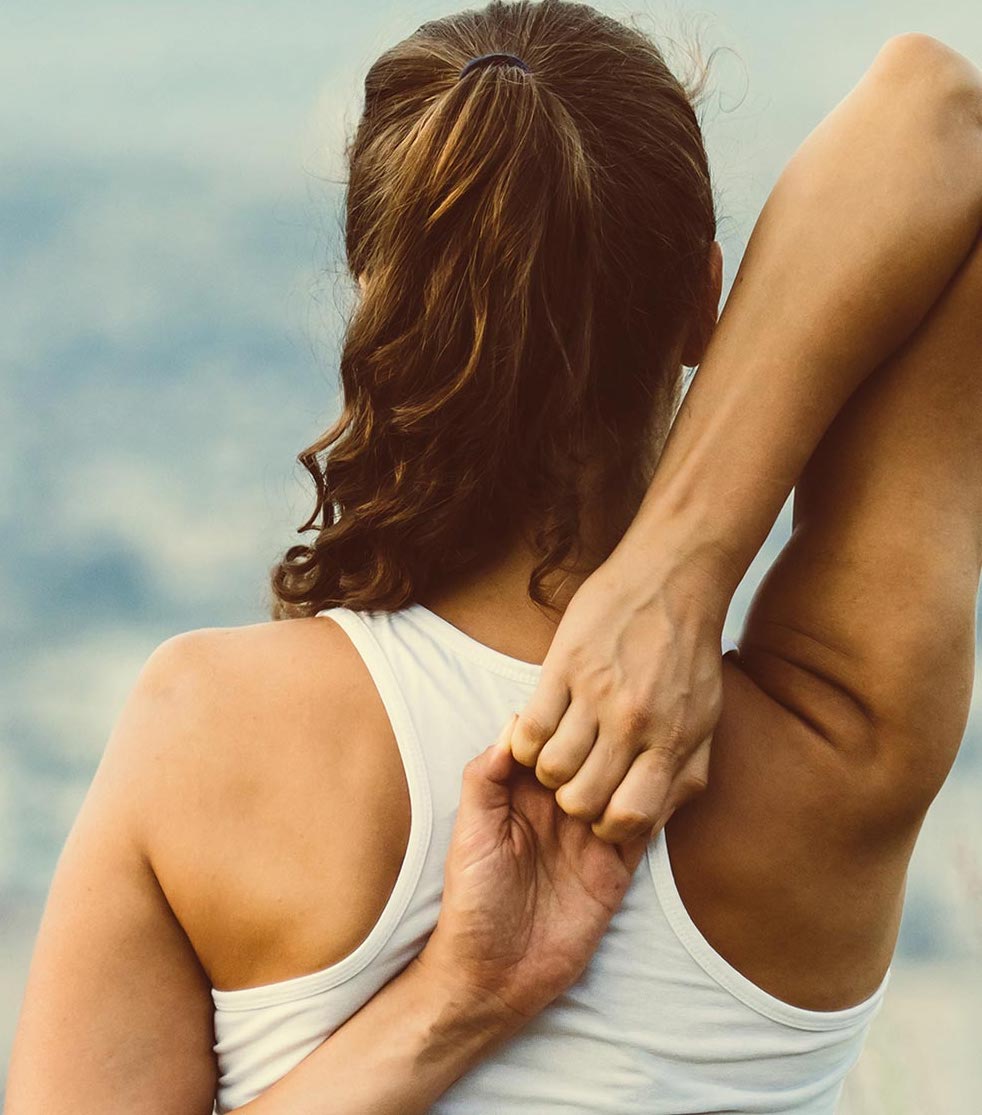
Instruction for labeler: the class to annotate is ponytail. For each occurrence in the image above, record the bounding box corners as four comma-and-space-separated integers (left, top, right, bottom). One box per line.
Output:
270, 1, 715, 618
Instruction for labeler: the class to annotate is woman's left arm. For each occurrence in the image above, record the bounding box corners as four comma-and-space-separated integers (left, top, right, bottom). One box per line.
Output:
6, 651, 642, 1115
3, 699, 219, 1113
5, 789, 512, 1115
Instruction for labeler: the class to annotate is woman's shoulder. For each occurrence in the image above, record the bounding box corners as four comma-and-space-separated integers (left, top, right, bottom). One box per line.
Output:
114, 615, 411, 990
122, 617, 363, 798
143, 613, 358, 696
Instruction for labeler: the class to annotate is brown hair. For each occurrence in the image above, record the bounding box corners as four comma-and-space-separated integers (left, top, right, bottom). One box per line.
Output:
270, 0, 716, 619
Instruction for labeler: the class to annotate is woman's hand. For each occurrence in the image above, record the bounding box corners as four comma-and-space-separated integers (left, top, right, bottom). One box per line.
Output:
509, 541, 731, 845
416, 716, 649, 1029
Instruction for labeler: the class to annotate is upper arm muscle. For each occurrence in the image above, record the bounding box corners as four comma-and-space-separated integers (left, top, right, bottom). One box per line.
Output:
5, 641, 218, 1115
654, 202, 981, 1017
740, 236, 982, 827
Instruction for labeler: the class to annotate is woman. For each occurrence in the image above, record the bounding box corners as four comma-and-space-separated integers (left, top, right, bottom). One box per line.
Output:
6, 2, 981, 1112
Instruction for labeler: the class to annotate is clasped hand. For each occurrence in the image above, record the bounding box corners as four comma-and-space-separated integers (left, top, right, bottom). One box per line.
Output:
508, 547, 727, 844
418, 717, 649, 1027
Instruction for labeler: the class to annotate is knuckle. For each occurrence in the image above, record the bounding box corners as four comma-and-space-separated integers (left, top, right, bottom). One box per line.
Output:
641, 738, 685, 770
601, 807, 654, 839
566, 648, 613, 698
555, 785, 603, 823
536, 753, 575, 789
680, 770, 708, 797
583, 669, 615, 703
513, 712, 551, 753
612, 694, 655, 739
511, 741, 542, 767
647, 709, 702, 762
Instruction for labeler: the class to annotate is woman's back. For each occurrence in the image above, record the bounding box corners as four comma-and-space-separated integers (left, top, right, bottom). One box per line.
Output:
146, 601, 889, 1113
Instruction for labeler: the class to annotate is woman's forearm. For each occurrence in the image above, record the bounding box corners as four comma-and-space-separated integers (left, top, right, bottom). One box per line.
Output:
235, 957, 521, 1115
622, 35, 982, 601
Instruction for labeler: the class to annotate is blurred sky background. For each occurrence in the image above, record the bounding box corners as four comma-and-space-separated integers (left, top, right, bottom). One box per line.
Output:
2, 0, 981, 1109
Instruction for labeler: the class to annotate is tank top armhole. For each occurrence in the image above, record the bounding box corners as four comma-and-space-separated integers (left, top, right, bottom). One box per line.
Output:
210, 607, 434, 1012
646, 829, 891, 1032
646, 630, 892, 1031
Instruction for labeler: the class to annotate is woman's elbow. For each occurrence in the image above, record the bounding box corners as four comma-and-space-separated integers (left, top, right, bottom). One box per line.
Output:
868, 32, 982, 113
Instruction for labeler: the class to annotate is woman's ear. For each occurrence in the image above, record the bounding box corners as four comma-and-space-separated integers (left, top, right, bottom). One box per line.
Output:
680, 240, 723, 367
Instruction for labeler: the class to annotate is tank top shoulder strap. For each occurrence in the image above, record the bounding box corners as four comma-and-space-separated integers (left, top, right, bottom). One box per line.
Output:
315, 604, 435, 903
315, 604, 544, 837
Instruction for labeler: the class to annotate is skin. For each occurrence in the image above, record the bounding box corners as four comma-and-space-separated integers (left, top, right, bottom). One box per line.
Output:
5, 31, 982, 1114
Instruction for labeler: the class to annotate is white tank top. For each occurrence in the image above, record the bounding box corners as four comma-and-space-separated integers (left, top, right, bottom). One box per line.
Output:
211, 603, 890, 1113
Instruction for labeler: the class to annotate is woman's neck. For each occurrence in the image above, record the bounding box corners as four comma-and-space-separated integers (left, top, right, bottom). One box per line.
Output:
416, 488, 633, 665
417, 548, 579, 667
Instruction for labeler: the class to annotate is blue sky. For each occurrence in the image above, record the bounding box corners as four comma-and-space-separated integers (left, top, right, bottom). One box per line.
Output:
2, 0, 981, 1097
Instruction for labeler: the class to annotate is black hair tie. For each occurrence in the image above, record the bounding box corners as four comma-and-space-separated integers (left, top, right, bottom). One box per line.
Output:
459, 52, 532, 79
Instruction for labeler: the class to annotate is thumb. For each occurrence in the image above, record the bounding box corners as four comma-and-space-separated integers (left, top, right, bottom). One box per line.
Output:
458, 714, 519, 815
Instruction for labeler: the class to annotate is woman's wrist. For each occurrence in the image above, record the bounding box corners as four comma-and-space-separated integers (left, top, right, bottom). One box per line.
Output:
610, 498, 739, 626
617, 379, 797, 613
237, 951, 521, 1115
407, 949, 529, 1064
354, 951, 525, 1107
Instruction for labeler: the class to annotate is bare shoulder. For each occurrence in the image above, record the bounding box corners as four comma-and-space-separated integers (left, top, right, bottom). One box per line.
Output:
112, 615, 409, 990
133, 614, 362, 727
8, 615, 393, 1107
104, 617, 359, 838
123, 615, 367, 769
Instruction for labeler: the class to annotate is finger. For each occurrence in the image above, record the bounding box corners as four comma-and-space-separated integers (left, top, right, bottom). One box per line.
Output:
649, 733, 712, 831
491, 713, 520, 760
591, 731, 714, 844
589, 747, 677, 844
510, 672, 571, 768
459, 715, 519, 814
510, 762, 564, 843
534, 701, 599, 789
617, 827, 653, 875
554, 729, 640, 824
675, 734, 712, 804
